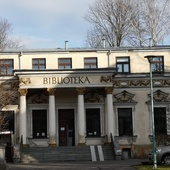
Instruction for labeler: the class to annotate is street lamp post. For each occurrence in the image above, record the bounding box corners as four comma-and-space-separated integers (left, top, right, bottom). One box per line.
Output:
144, 55, 157, 169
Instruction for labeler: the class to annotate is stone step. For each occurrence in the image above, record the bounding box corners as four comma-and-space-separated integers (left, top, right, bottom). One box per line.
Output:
21, 146, 92, 163
20, 145, 115, 163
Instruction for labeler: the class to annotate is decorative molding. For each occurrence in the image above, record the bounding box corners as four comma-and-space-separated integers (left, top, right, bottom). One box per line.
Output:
114, 90, 135, 102
47, 88, 56, 95
164, 80, 170, 85
18, 88, 28, 96
153, 80, 164, 86
105, 87, 113, 94
130, 80, 140, 86
76, 88, 85, 95
20, 77, 31, 85
113, 79, 170, 88
148, 90, 170, 102
85, 92, 103, 103
29, 93, 48, 104
100, 76, 112, 82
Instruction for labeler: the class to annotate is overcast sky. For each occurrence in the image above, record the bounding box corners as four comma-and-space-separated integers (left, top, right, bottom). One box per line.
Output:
0, 0, 95, 49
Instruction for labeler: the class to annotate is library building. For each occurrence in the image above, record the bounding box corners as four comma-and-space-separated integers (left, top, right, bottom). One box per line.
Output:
1, 44, 170, 162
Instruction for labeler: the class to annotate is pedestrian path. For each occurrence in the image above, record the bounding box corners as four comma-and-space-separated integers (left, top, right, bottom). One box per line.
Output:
7, 159, 147, 170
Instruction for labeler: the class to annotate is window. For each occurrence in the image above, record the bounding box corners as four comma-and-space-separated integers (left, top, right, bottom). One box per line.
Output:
0, 59, 13, 76
118, 108, 133, 136
84, 58, 97, 68
0, 111, 14, 133
58, 58, 72, 69
154, 107, 166, 135
116, 57, 130, 73
86, 108, 100, 137
32, 110, 47, 138
32, 58, 46, 70
151, 56, 164, 73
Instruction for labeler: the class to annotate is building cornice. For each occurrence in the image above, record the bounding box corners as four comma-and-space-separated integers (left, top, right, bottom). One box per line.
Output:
1, 45, 170, 54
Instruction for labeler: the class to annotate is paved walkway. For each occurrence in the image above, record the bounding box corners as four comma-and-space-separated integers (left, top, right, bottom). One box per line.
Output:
7, 159, 147, 170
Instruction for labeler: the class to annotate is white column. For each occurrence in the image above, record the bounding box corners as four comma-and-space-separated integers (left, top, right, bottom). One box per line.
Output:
18, 89, 28, 146
77, 88, 85, 145
105, 87, 114, 143
47, 88, 56, 146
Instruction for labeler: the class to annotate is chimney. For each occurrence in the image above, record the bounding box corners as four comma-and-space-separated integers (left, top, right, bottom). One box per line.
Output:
149, 38, 153, 47
65, 41, 68, 50
102, 38, 106, 48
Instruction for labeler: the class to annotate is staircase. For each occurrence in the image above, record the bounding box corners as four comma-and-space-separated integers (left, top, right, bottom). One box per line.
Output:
20, 145, 115, 163
102, 145, 115, 160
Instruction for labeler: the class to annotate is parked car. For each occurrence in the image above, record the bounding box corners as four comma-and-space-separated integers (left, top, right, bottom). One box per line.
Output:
148, 145, 170, 164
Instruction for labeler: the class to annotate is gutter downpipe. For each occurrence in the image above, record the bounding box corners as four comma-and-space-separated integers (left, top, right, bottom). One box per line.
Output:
18, 52, 22, 69
107, 50, 111, 67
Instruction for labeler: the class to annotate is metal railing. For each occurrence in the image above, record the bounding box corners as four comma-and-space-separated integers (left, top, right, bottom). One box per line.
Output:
19, 135, 23, 154
110, 133, 122, 159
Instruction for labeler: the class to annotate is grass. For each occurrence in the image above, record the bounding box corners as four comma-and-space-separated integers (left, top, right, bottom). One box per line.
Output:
134, 165, 170, 170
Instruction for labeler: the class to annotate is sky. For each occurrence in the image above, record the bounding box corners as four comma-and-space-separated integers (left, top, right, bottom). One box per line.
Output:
0, 0, 95, 49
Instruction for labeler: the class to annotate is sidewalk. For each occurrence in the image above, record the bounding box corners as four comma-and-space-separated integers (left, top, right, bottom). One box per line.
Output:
7, 159, 147, 170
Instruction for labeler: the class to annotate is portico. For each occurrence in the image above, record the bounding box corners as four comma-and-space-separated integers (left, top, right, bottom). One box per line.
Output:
15, 68, 117, 147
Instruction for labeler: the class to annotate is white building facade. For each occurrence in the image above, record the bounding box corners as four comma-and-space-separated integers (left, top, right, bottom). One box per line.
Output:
1, 46, 170, 158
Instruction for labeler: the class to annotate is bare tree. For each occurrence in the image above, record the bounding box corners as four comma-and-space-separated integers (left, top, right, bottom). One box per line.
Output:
0, 18, 23, 50
84, 0, 137, 47
84, 0, 170, 47
0, 81, 19, 132
141, 0, 170, 46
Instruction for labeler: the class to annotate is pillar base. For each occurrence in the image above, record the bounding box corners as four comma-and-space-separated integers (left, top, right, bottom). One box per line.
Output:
104, 142, 111, 145
77, 143, 86, 146
48, 143, 57, 147
22, 144, 29, 148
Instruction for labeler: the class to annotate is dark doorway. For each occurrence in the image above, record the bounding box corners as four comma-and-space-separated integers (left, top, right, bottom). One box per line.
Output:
58, 109, 75, 146
86, 108, 101, 137
32, 110, 47, 138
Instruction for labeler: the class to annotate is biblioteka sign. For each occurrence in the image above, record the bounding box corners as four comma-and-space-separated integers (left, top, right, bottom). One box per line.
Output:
19, 75, 112, 88
43, 76, 91, 85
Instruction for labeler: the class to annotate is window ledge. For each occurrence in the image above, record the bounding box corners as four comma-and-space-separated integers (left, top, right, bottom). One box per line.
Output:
115, 135, 138, 143
86, 136, 105, 139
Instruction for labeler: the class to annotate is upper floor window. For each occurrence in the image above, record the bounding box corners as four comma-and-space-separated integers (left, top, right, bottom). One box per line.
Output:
84, 58, 97, 68
58, 58, 72, 69
116, 57, 130, 73
151, 56, 164, 73
32, 58, 46, 70
0, 59, 13, 76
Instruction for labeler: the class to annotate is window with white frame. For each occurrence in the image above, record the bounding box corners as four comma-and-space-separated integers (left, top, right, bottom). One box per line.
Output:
151, 56, 164, 73
116, 57, 130, 73
0, 59, 13, 76
32, 58, 46, 70
84, 58, 97, 68
86, 108, 101, 137
118, 108, 133, 136
58, 58, 72, 69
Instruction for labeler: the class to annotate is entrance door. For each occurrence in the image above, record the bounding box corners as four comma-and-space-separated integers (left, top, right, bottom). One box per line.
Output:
58, 109, 75, 146
32, 110, 47, 138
